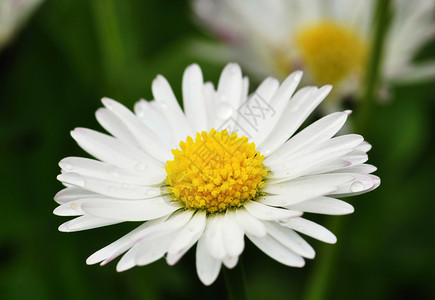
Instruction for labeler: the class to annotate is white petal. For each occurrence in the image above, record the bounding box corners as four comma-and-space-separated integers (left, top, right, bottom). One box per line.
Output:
263, 174, 353, 195
196, 234, 222, 286
243, 200, 302, 220
266, 147, 353, 181
87, 211, 191, 265
221, 211, 245, 257
59, 215, 121, 232
241, 76, 249, 103
223, 255, 239, 269
117, 230, 178, 271
246, 233, 305, 267
204, 214, 226, 260
251, 71, 303, 145
267, 134, 363, 172
71, 128, 160, 171
101, 98, 172, 162
235, 207, 267, 237
59, 157, 165, 186
183, 64, 208, 132
257, 185, 336, 207
258, 85, 332, 156
69, 196, 182, 221
54, 187, 99, 204
263, 221, 315, 259
331, 164, 377, 174
203, 82, 217, 129
95, 108, 140, 147
87, 219, 165, 265
303, 159, 353, 176
332, 174, 381, 197
265, 111, 349, 165
289, 197, 354, 215
304, 149, 369, 175
152, 75, 192, 141
57, 173, 162, 200
166, 210, 207, 265
282, 218, 337, 244
134, 100, 174, 144
53, 203, 82, 216
355, 141, 372, 152
216, 63, 243, 122
255, 77, 280, 104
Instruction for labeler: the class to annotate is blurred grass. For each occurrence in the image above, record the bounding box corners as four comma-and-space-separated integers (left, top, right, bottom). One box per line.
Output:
0, 0, 434, 299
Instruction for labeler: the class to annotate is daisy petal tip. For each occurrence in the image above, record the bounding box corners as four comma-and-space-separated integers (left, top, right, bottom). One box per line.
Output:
165, 256, 177, 266
53, 206, 63, 216
296, 259, 306, 268
57, 173, 83, 187
328, 235, 338, 244
187, 63, 201, 72
95, 107, 106, 117
85, 257, 96, 266
116, 262, 132, 273
58, 158, 70, 170
70, 127, 85, 138
293, 70, 303, 79
153, 74, 165, 83
306, 249, 316, 260
320, 84, 333, 94
344, 109, 352, 115
372, 176, 381, 190
86, 252, 104, 265
198, 273, 216, 286
225, 62, 241, 72
58, 223, 69, 232
100, 258, 113, 266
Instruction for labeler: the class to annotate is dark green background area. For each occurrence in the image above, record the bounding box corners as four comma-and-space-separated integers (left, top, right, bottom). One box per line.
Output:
0, 0, 434, 299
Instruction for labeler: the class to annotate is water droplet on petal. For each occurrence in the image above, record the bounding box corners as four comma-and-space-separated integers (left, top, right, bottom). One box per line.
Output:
350, 181, 364, 193
63, 163, 73, 171
229, 64, 238, 74
159, 100, 169, 109
108, 168, 120, 177
145, 189, 159, 197
136, 105, 145, 117
216, 102, 233, 120
289, 102, 302, 112
135, 163, 147, 172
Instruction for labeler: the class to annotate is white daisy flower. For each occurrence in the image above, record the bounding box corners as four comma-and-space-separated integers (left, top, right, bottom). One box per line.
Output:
0, 0, 43, 51
54, 63, 380, 286
192, 0, 435, 103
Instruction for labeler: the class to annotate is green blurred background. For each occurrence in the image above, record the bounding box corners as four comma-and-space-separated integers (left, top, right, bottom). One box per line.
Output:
0, 0, 434, 299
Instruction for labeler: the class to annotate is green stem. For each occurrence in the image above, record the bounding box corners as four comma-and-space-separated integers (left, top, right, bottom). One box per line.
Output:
90, 0, 132, 94
303, 1, 391, 300
223, 258, 248, 300
356, 0, 392, 134
302, 217, 342, 300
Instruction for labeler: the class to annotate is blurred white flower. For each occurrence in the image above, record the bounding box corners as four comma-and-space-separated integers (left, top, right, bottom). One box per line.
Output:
0, 0, 43, 51
192, 0, 435, 104
55, 63, 379, 285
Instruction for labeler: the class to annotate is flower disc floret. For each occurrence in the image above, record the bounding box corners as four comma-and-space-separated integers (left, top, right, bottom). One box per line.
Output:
165, 129, 267, 213
297, 21, 367, 85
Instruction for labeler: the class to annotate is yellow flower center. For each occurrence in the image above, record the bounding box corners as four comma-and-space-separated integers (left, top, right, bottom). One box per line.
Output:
296, 21, 367, 85
165, 129, 267, 214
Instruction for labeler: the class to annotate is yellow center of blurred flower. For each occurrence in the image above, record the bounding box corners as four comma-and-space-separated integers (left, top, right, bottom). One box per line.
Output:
296, 21, 367, 85
165, 129, 267, 213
